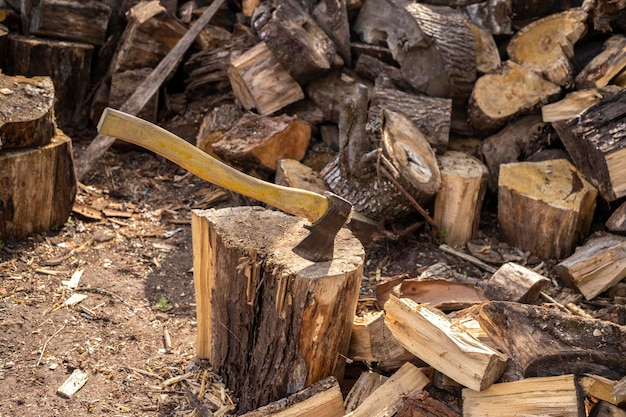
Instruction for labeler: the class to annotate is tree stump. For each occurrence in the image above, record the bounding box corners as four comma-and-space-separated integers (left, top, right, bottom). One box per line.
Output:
191, 206, 364, 413
0, 129, 77, 239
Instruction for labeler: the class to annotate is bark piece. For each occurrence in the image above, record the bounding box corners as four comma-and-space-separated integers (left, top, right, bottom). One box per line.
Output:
498, 159, 597, 260
553, 88, 626, 202
384, 295, 508, 391
555, 233, 626, 300
191, 207, 363, 413
239, 376, 345, 417
349, 310, 407, 363
6, 34, 93, 128
507, 8, 588, 87
251, 0, 343, 84
0, 129, 77, 239
29, 0, 111, 45
433, 150, 488, 247
484, 262, 550, 303
606, 201, 626, 234
576, 35, 626, 89
228, 42, 305, 115
468, 61, 561, 133
0, 74, 55, 150
462, 374, 585, 417
396, 390, 461, 417
344, 371, 389, 413
211, 113, 310, 171
345, 362, 430, 417
478, 301, 626, 379
541, 86, 622, 122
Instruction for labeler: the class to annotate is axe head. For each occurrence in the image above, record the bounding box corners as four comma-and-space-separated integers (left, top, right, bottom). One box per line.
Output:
292, 192, 353, 262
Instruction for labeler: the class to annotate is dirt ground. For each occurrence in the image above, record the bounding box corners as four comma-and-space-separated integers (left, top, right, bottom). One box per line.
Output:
0, 132, 599, 416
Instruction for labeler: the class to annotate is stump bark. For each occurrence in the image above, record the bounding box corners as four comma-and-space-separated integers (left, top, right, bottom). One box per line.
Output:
191, 206, 364, 413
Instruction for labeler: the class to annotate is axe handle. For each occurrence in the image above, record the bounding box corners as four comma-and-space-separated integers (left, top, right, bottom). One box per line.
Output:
97, 108, 329, 222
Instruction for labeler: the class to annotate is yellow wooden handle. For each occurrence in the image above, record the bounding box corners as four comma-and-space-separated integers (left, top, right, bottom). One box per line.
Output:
97, 108, 329, 222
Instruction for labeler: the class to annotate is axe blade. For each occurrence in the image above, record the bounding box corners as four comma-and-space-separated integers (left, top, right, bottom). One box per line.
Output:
292, 192, 353, 262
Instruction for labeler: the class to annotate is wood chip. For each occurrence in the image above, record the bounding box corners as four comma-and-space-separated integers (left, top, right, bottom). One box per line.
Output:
56, 368, 89, 398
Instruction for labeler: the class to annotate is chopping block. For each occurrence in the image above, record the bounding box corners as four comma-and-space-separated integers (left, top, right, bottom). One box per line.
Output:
191, 206, 364, 413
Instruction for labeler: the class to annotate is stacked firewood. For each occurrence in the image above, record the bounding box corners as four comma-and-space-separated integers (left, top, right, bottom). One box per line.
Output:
3, 0, 626, 414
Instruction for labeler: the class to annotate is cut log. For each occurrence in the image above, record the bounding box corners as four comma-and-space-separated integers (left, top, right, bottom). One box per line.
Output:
110, 0, 187, 72
541, 86, 622, 122
251, 0, 343, 84
384, 295, 508, 391
468, 60, 561, 133
555, 233, 626, 300
497, 159, 597, 260
477, 301, 626, 379
433, 150, 488, 247
552, 88, 626, 202
211, 113, 310, 171
606, 201, 626, 234
507, 8, 588, 87
395, 390, 461, 417
369, 82, 453, 153
305, 70, 364, 124
575, 35, 626, 89
462, 0, 512, 36
0, 129, 77, 239
348, 310, 407, 363
462, 374, 585, 417
109, 68, 158, 123
480, 114, 554, 191
0, 74, 55, 150
484, 262, 550, 303
6, 34, 93, 128
196, 103, 243, 157
344, 371, 388, 413
239, 376, 345, 417
29, 0, 111, 45
191, 207, 363, 413
228, 42, 305, 115
465, 18, 502, 74
344, 362, 430, 417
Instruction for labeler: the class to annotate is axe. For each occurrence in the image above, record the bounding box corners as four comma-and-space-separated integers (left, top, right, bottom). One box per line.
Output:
96, 108, 352, 262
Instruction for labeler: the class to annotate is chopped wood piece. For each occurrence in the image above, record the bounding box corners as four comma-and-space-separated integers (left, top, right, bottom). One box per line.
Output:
343, 371, 388, 413
349, 310, 407, 363
211, 113, 310, 171
555, 233, 626, 300
478, 301, 626, 379
56, 368, 89, 399
606, 201, 626, 234
384, 295, 508, 391
251, 0, 343, 84
497, 159, 597, 260
397, 279, 487, 311
275, 158, 329, 194
305, 71, 365, 124
396, 390, 461, 417
553, 88, 626, 201
541, 86, 622, 122
5, 34, 93, 128
466, 19, 502, 74
228, 42, 305, 115
507, 8, 588, 87
468, 61, 561, 133
29, 0, 111, 45
433, 151, 488, 247
0, 74, 55, 150
239, 376, 345, 417
354, 54, 412, 91
196, 103, 243, 157
579, 374, 625, 406
484, 262, 550, 303
345, 362, 430, 417
462, 374, 584, 417
0, 130, 77, 239
191, 207, 363, 413
312, 0, 351, 67
576, 35, 626, 89
614, 376, 626, 405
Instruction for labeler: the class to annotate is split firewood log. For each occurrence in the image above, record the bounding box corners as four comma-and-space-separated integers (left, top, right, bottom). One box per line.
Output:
344, 371, 388, 413
506, 8, 588, 87
312, 0, 351, 67
306, 70, 367, 124
555, 232, 626, 300
541, 86, 622, 122
211, 113, 310, 171
498, 159, 597, 260
348, 310, 409, 363
576, 35, 626, 89
462, 0, 512, 35
196, 103, 242, 157
478, 301, 626, 379
484, 262, 550, 303
29, 0, 111, 45
468, 60, 561, 133
250, 0, 343, 84
579, 374, 626, 406
552, 88, 626, 201
0, 74, 55, 150
396, 391, 461, 417
354, 54, 414, 91
606, 201, 626, 234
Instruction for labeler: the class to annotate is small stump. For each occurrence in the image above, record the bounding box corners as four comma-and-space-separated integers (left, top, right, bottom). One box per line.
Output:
191, 206, 364, 413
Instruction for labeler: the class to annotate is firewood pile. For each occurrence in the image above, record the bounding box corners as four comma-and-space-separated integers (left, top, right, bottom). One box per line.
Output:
3, 0, 626, 415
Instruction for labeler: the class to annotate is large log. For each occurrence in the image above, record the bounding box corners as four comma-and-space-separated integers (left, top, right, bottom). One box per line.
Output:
191, 207, 364, 413
0, 129, 77, 239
